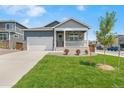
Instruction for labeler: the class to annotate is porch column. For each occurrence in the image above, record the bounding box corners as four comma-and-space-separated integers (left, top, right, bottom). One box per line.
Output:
64, 30, 66, 47
8, 32, 11, 49
54, 29, 56, 51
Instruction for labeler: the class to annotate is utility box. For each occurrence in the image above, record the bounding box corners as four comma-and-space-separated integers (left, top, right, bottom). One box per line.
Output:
89, 44, 96, 52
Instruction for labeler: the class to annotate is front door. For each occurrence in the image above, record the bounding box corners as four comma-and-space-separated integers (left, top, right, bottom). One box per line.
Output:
56, 32, 64, 47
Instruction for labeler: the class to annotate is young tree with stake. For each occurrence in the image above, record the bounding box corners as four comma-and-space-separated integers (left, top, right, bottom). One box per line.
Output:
96, 11, 117, 64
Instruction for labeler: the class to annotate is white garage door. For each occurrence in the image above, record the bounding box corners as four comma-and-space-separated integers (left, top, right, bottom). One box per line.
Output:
27, 37, 53, 51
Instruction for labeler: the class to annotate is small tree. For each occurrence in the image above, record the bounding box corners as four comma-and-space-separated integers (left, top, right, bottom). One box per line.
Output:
96, 11, 116, 64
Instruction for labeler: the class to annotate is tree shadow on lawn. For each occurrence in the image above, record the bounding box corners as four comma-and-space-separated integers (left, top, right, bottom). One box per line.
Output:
79, 60, 96, 67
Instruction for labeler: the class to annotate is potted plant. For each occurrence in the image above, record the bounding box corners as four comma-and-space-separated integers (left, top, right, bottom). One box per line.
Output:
85, 49, 88, 55
76, 49, 81, 55
64, 49, 69, 55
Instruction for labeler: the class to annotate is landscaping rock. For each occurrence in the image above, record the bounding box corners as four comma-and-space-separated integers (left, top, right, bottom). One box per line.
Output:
96, 64, 114, 71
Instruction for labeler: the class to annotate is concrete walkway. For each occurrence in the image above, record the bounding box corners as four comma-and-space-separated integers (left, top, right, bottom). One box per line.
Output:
96, 50, 124, 57
0, 51, 48, 88
0, 48, 18, 55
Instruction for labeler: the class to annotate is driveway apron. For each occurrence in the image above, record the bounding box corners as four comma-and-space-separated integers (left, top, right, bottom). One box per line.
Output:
0, 51, 48, 88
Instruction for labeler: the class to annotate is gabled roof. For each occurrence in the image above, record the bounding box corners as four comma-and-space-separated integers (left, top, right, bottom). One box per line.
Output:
116, 35, 124, 38
28, 21, 60, 30
54, 18, 90, 29
0, 20, 27, 29
44, 21, 60, 27
23, 18, 90, 31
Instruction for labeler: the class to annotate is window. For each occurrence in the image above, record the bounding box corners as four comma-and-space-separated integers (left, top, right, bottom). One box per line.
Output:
67, 32, 79, 41
66, 31, 84, 41
0, 33, 8, 41
5, 23, 15, 30
69, 34, 79, 41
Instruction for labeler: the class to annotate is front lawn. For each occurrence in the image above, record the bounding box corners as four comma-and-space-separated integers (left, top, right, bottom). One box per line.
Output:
13, 54, 124, 88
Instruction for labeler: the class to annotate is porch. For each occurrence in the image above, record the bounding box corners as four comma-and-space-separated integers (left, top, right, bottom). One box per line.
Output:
54, 30, 88, 50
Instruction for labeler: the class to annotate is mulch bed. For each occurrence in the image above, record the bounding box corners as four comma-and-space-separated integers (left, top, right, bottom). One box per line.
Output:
48, 51, 97, 57
96, 64, 115, 71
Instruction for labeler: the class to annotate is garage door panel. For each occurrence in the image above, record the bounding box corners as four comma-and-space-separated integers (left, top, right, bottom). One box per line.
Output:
27, 37, 53, 51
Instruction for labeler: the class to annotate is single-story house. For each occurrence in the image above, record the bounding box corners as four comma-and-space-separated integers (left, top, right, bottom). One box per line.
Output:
23, 18, 90, 51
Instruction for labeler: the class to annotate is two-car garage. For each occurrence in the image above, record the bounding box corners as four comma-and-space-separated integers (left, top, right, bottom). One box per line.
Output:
24, 30, 53, 51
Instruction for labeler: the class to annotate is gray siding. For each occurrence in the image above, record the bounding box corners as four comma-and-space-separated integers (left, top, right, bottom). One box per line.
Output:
24, 31, 53, 40
16, 23, 24, 35
56, 20, 87, 28
0, 23, 5, 31
0, 22, 15, 32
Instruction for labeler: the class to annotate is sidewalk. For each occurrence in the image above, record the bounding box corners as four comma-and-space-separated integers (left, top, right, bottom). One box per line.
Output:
96, 50, 124, 57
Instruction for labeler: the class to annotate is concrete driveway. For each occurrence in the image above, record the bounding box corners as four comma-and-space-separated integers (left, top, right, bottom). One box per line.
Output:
0, 48, 18, 55
0, 51, 48, 88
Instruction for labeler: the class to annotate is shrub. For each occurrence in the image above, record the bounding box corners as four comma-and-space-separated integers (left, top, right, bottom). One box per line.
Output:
85, 49, 88, 54
76, 49, 81, 55
64, 49, 69, 55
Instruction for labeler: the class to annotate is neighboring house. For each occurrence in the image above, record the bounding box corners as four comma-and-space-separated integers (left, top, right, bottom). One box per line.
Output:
24, 18, 90, 51
89, 40, 97, 45
0, 21, 27, 50
113, 35, 124, 48
96, 35, 124, 50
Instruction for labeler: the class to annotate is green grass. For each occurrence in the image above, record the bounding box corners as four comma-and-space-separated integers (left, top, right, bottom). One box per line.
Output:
13, 54, 124, 88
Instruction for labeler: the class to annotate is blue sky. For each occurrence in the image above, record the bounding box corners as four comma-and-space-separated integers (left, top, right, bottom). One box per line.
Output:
0, 5, 124, 40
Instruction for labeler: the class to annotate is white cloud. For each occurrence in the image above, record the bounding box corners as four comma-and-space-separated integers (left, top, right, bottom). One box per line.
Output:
61, 17, 68, 21
1, 6, 25, 15
27, 6, 46, 17
23, 19, 29, 24
19, 18, 31, 27
21, 19, 30, 27
1, 5, 46, 17
77, 5, 85, 11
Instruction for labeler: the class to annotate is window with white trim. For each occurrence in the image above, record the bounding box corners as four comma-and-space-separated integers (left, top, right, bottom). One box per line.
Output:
69, 34, 79, 41
66, 31, 83, 41
5, 23, 15, 31
0, 33, 8, 41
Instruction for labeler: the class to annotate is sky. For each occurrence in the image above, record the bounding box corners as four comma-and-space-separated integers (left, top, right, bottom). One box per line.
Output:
0, 5, 124, 40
